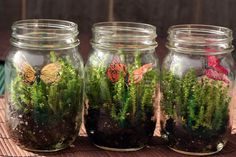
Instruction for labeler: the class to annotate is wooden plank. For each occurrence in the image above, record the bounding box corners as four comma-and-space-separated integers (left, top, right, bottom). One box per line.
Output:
112, 0, 236, 52
0, 96, 236, 156
3, 139, 18, 156
0, 109, 5, 123
0, 0, 20, 61
0, 0, 22, 30
0, 134, 235, 156
0, 122, 9, 139
25, 0, 109, 34
0, 138, 11, 156
113, 0, 198, 38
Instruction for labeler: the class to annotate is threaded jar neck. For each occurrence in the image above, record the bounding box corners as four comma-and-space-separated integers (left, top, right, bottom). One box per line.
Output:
91, 22, 157, 51
167, 24, 234, 55
11, 19, 79, 50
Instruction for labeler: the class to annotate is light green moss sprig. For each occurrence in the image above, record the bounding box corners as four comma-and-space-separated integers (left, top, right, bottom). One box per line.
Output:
11, 51, 82, 116
129, 73, 137, 118
86, 51, 159, 125
161, 69, 179, 116
85, 63, 112, 109
113, 71, 126, 103
162, 69, 231, 132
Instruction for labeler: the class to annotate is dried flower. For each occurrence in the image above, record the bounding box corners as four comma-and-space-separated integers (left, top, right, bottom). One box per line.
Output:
205, 69, 230, 84
207, 56, 228, 75
133, 63, 153, 84
106, 63, 127, 83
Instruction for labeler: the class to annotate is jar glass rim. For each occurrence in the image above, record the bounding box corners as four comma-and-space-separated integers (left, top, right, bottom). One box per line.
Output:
91, 21, 157, 51
168, 24, 232, 34
93, 21, 156, 31
167, 24, 234, 55
12, 19, 78, 33
11, 19, 79, 50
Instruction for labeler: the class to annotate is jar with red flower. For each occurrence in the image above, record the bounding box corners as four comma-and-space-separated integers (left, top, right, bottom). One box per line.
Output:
161, 24, 235, 155
84, 22, 159, 151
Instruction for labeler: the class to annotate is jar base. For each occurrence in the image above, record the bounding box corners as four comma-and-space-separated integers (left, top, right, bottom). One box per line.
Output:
168, 145, 224, 156
94, 144, 144, 152
19, 145, 69, 153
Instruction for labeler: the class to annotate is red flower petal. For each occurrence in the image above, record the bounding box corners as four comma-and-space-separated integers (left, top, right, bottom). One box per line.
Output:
207, 55, 228, 75
207, 56, 220, 67
213, 65, 228, 75
205, 69, 230, 84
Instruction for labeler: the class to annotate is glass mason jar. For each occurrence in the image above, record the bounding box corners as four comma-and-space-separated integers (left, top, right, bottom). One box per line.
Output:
161, 24, 235, 155
4, 19, 84, 152
84, 22, 159, 151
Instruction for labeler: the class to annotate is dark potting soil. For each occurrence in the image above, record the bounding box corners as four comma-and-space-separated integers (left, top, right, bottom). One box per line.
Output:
6, 103, 80, 151
163, 118, 230, 153
85, 108, 156, 149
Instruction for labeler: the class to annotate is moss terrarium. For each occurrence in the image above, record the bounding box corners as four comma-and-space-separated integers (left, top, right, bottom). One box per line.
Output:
161, 24, 235, 155
85, 52, 159, 151
5, 19, 83, 152
85, 22, 159, 151
161, 68, 231, 153
5, 52, 83, 151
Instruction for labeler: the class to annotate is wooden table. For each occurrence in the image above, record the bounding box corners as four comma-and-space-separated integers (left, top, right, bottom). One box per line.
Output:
0, 97, 236, 157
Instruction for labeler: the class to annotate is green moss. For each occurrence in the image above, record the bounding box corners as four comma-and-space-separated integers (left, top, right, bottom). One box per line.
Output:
161, 70, 179, 116
10, 51, 83, 117
86, 52, 159, 125
161, 69, 230, 132
85, 66, 111, 109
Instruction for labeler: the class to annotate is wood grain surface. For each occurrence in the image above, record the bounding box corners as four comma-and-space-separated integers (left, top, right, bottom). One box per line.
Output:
0, 96, 236, 157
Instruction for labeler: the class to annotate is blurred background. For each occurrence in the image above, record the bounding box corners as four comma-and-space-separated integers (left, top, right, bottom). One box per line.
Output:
1, 0, 236, 61
1, 0, 236, 94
